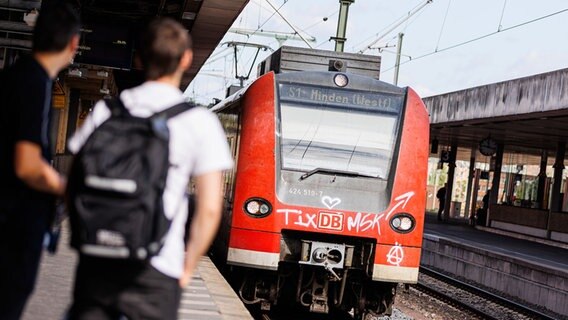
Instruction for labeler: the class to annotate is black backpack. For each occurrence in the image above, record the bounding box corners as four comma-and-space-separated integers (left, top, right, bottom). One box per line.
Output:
67, 98, 193, 261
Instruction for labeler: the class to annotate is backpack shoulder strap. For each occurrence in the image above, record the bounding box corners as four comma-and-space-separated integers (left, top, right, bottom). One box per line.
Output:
151, 102, 195, 120
104, 97, 131, 117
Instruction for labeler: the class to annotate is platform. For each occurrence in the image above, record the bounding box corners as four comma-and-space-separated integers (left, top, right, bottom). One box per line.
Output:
421, 214, 568, 318
23, 225, 252, 320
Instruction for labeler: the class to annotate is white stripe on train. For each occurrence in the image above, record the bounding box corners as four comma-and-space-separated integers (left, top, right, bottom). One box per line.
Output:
227, 248, 279, 270
227, 247, 419, 282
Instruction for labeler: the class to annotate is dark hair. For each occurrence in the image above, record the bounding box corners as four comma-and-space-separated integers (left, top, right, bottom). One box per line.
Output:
139, 18, 192, 80
32, 4, 81, 53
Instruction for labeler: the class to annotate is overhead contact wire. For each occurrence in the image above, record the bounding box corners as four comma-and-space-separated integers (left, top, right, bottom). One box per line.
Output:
382, 7, 568, 73
435, 0, 452, 51
498, 0, 508, 31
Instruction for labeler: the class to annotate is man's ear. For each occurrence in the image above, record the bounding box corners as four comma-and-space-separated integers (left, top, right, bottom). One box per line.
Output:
69, 34, 80, 53
179, 49, 193, 71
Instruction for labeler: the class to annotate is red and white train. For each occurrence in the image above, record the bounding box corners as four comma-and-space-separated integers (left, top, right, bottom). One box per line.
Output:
210, 50, 429, 319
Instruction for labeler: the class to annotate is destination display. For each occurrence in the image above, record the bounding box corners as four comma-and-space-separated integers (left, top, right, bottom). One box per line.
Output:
75, 22, 134, 70
279, 83, 403, 113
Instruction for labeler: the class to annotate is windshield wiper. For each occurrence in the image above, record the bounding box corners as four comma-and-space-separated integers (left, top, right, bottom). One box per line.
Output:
299, 167, 380, 181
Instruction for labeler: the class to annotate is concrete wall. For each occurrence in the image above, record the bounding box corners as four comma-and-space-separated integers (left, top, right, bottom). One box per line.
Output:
550, 212, 568, 233
421, 234, 568, 317
490, 220, 549, 238
489, 205, 549, 229
486, 209, 568, 244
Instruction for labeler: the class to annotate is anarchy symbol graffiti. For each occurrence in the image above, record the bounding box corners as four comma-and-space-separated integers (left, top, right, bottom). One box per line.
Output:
386, 242, 404, 266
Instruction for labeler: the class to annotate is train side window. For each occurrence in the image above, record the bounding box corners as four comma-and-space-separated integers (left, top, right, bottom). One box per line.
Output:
218, 111, 241, 204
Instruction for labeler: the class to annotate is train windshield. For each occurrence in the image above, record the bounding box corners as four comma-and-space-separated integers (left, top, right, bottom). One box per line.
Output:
279, 84, 403, 179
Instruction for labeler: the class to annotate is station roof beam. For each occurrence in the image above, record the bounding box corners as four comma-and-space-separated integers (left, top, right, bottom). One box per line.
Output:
424, 67, 568, 158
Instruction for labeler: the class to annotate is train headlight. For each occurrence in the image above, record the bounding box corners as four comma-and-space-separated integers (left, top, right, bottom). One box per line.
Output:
334, 73, 349, 87
244, 198, 272, 218
400, 216, 413, 230
390, 214, 415, 233
246, 201, 260, 214
260, 203, 270, 214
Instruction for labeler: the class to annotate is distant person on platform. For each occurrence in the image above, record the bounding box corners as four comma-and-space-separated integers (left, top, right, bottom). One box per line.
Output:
67, 18, 232, 319
477, 189, 491, 226
436, 183, 447, 221
0, 5, 80, 320
482, 189, 491, 210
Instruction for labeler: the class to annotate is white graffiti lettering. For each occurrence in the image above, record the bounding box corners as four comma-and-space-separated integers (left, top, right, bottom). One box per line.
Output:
276, 209, 302, 225
295, 213, 317, 228
321, 196, 341, 209
276, 192, 415, 235
278, 209, 383, 234
346, 212, 385, 235
385, 191, 415, 219
386, 242, 404, 266
276, 209, 318, 229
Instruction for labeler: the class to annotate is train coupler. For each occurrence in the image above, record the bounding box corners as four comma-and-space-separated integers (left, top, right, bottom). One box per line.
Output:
309, 297, 329, 314
297, 268, 331, 314
260, 301, 271, 311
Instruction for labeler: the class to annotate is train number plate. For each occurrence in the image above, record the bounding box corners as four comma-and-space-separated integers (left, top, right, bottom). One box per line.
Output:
318, 212, 344, 231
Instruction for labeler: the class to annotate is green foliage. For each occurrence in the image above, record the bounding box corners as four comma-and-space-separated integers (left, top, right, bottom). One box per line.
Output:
428, 166, 448, 186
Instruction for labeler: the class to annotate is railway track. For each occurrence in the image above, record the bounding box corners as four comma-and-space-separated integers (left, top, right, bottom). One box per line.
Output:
253, 308, 354, 320
415, 266, 560, 320
253, 267, 561, 320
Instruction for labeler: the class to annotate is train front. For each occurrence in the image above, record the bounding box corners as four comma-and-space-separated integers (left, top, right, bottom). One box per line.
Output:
227, 71, 429, 318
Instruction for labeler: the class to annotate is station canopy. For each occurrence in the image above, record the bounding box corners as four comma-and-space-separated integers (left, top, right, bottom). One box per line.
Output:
1, 0, 248, 91
424, 68, 568, 166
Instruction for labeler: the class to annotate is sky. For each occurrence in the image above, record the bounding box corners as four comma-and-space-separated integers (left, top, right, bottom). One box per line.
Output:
184, 0, 568, 105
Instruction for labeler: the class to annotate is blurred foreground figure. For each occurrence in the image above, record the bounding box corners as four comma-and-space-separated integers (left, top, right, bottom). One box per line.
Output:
66, 18, 232, 320
0, 5, 79, 320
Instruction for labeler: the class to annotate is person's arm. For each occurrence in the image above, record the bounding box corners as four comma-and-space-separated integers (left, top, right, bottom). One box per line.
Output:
179, 170, 224, 287
14, 141, 66, 196
11, 75, 65, 196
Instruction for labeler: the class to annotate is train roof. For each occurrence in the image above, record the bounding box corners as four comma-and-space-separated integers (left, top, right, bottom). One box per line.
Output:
209, 82, 252, 113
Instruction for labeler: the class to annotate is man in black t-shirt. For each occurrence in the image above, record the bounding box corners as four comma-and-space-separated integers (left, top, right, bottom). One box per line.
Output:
0, 5, 80, 319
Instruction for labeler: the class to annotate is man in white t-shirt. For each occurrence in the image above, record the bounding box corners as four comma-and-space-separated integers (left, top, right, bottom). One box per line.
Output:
67, 18, 232, 320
